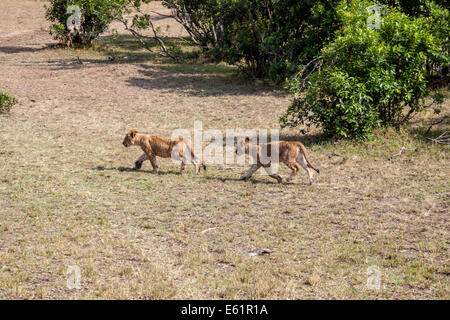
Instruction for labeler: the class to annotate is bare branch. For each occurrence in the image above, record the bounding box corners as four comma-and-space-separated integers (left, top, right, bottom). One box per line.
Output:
425, 116, 448, 134
293, 56, 323, 99
427, 131, 450, 145
132, 5, 176, 60
148, 10, 173, 19
116, 18, 154, 52
111, 2, 179, 60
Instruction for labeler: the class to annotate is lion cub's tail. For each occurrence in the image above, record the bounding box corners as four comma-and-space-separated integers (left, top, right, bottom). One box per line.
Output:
298, 143, 320, 173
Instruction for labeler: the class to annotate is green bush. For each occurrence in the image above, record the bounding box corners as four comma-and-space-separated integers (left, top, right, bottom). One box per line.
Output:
0, 92, 17, 114
281, 0, 447, 139
45, 0, 116, 46
163, 0, 340, 82
426, 1, 450, 77
163, 0, 448, 83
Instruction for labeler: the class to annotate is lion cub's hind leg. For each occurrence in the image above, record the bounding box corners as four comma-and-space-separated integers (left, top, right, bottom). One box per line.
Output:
263, 165, 283, 183
191, 157, 202, 175
297, 154, 315, 184
180, 160, 186, 174
183, 143, 202, 175
148, 154, 159, 173
284, 162, 300, 183
176, 144, 187, 174
177, 143, 199, 175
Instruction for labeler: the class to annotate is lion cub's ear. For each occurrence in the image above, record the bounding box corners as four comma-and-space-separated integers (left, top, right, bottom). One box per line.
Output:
129, 130, 137, 138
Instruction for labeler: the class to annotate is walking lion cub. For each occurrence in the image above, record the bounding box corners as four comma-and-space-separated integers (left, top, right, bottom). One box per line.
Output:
122, 130, 206, 174
236, 137, 319, 184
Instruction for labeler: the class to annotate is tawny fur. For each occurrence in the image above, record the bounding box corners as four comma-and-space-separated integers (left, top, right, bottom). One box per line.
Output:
123, 130, 206, 175
237, 138, 319, 184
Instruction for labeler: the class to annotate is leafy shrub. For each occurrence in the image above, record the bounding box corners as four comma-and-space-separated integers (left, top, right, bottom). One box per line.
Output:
426, 1, 450, 78
163, 0, 448, 82
163, 0, 340, 82
45, 0, 116, 46
281, 0, 447, 139
0, 92, 17, 114
45, 0, 178, 58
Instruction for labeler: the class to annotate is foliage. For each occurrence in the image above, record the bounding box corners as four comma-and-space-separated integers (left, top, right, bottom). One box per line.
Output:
45, 0, 115, 46
381, 0, 449, 77
281, 0, 447, 139
163, 0, 341, 82
425, 1, 450, 77
44, 0, 176, 57
380, 0, 448, 17
0, 92, 17, 114
111, 0, 176, 58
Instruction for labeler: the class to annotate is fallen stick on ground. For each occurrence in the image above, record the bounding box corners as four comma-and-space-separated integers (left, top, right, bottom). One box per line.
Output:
389, 147, 406, 160
249, 248, 274, 257
201, 227, 217, 234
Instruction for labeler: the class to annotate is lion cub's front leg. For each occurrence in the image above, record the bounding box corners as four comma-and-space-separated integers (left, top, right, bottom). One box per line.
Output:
148, 154, 159, 173
240, 164, 261, 181
134, 153, 148, 170
241, 163, 282, 183
134, 153, 160, 174
263, 165, 283, 183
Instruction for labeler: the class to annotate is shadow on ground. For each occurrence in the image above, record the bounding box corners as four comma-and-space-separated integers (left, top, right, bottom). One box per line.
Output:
409, 114, 450, 140
203, 174, 310, 185
92, 166, 181, 175
97, 34, 285, 97
126, 64, 286, 97
0, 46, 48, 54
14, 33, 286, 97
91, 166, 291, 184
95, 34, 197, 64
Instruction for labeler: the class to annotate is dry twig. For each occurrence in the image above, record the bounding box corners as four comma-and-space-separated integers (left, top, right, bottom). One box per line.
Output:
292, 56, 323, 99
425, 116, 448, 134
426, 131, 450, 145
115, 6, 175, 60
249, 248, 274, 257
389, 147, 406, 160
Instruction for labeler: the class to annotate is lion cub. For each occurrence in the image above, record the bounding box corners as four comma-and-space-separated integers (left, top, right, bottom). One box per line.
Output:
122, 130, 206, 174
236, 137, 319, 184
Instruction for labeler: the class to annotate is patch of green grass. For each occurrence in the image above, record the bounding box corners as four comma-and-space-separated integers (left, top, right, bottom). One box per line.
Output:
0, 91, 17, 114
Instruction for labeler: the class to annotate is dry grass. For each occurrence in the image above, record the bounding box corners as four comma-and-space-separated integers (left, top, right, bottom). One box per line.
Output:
0, 0, 449, 299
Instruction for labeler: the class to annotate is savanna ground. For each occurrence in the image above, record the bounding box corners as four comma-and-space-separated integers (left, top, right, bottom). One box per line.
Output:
0, 0, 449, 299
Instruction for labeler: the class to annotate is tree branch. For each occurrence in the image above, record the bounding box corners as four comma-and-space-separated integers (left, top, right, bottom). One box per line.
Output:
427, 131, 450, 145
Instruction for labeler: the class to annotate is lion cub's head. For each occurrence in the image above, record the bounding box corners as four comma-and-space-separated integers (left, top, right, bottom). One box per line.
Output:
123, 130, 138, 147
